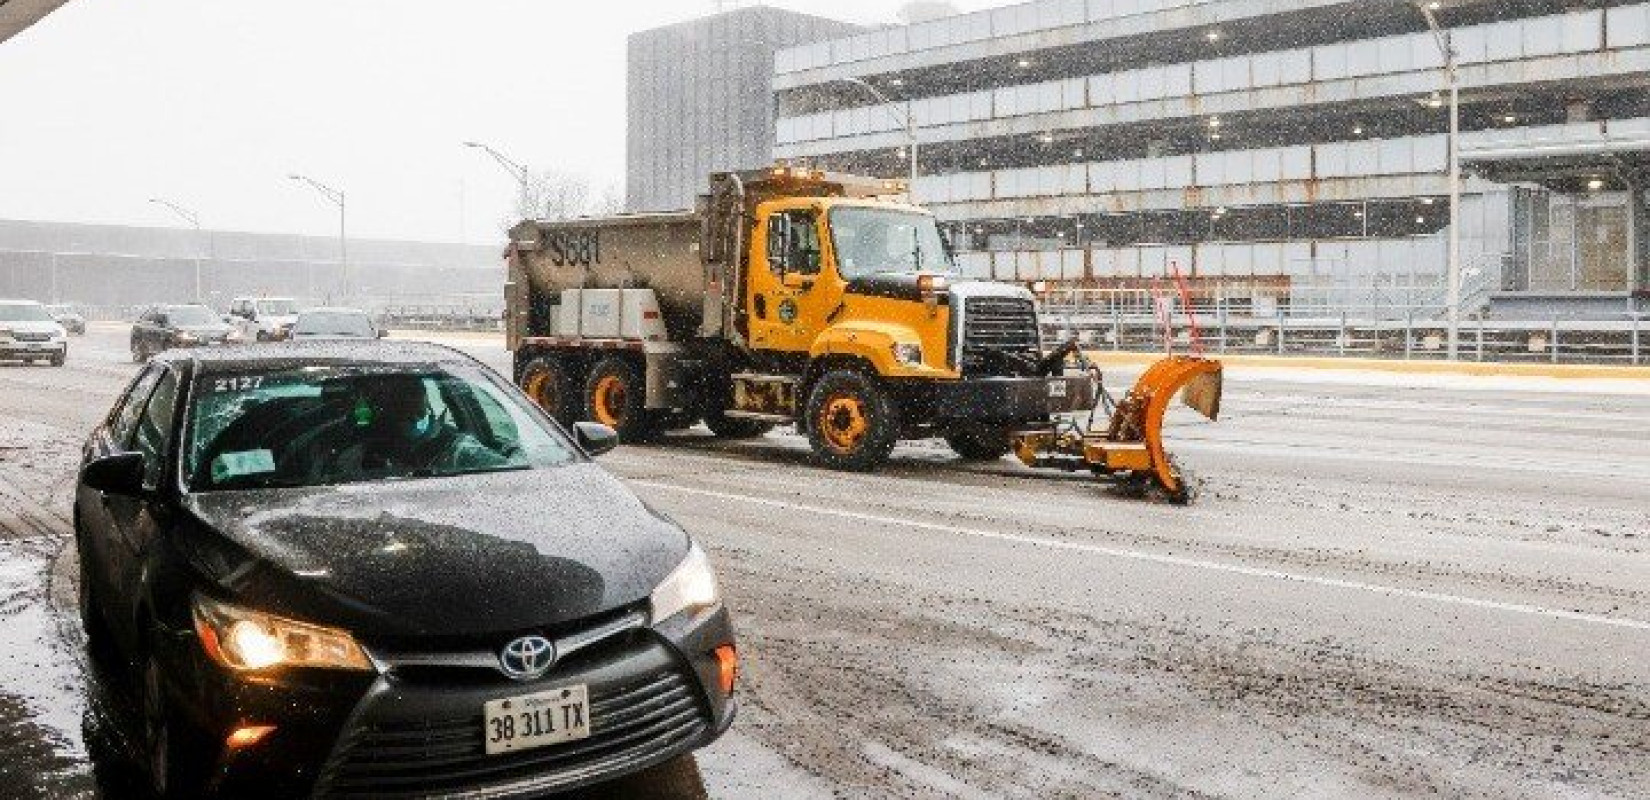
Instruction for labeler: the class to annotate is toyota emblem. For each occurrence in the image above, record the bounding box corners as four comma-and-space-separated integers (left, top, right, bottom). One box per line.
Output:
498, 635, 556, 681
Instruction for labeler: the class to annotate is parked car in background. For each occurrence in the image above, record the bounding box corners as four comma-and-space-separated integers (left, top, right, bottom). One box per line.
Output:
46, 303, 87, 335
290, 306, 383, 340
0, 299, 68, 366
130, 304, 241, 362
228, 296, 300, 341
74, 341, 737, 797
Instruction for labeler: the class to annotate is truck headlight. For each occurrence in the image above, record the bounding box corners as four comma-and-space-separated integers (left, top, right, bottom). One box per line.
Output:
192, 594, 374, 672
649, 543, 720, 624
892, 342, 924, 366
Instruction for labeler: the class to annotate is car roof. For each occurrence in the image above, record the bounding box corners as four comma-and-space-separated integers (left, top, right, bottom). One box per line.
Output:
298, 306, 368, 315
152, 340, 479, 373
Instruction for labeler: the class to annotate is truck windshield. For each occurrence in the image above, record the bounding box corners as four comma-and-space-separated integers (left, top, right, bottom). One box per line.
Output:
0, 303, 52, 322
828, 207, 952, 279
256, 299, 298, 316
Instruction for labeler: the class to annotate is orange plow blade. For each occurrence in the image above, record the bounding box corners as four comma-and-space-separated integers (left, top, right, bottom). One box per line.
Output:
1105, 356, 1223, 501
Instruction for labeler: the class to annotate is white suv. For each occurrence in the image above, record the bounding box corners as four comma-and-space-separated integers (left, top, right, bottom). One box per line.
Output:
0, 299, 68, 366
228, 297, 300, 341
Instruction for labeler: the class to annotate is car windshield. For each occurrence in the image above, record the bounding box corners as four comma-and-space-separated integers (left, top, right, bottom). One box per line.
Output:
294, 312, 374, 337
184, 363, 578, 492
166, 305, 218, 325
256, 299, 298, 316
828, 207, 952, 280
0, 303, 52, 322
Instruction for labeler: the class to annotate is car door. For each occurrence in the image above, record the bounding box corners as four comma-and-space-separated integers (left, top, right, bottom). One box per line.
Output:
79, 365, 164, 644
102, 366, 181, 653
747, 206, 829, 353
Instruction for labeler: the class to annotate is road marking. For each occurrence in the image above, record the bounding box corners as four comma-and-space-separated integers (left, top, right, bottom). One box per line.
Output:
631, 479, 1650, 634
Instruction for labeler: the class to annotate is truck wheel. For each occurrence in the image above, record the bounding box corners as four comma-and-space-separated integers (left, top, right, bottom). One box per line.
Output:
520, 355, 583, 427
585, 356, 659, 443
805, 370, 898, 472
944, 425, 1013, 461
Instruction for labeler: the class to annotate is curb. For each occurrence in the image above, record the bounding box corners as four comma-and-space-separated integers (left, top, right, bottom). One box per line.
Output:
1083, 350, 1650, 381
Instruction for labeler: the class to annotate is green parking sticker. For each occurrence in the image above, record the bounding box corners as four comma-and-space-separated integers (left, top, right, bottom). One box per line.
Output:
211, 449, 275, 482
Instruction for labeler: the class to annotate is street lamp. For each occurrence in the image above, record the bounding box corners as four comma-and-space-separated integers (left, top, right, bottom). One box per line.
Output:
463, 141, 531, 216
288, 174, 347, 305
836, 77, 918, 198
1414, 0, 1462, 359
149, 197, 205, 304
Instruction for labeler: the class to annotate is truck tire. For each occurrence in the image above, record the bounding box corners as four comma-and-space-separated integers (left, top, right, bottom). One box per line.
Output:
585, 356, 659, 443
520, 355, 583, 427
805, 369, 898, 472
944, 425, 1013, 461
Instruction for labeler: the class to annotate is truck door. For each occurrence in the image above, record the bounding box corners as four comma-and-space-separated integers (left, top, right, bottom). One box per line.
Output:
748, 207, 834, 353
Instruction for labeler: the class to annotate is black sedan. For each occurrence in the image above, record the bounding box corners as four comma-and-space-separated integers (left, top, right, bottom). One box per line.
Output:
131, 304, 242, 361
75, 341, 737, 797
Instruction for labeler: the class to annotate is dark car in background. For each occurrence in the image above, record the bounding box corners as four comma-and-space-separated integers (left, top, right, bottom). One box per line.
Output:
74, 341, 737, 797
47, 303, 88, 335
130, 304, 241, 362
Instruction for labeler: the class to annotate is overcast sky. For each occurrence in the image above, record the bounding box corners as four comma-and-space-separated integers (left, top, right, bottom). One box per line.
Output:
0, 1, 1001, 244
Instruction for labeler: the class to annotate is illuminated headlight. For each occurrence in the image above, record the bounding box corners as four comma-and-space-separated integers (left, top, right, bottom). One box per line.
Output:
892, 342, 924, 366
224, 329, 245, 343
192, 594, 374, 672
649, 543, 720, 624
174, 332, 199, 344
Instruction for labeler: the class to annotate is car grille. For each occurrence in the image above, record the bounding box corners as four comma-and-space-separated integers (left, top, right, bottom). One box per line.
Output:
11, 331, 51, 342
961, 296, 1041, 374
316, 665, 707, 799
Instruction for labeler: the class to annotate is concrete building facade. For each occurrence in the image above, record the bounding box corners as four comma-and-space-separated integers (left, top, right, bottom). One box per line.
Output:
626, 6, 861, 212
771, 0, 1650, 319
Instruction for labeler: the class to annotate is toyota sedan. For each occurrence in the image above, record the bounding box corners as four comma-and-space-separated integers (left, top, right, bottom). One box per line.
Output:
74, 341, 738, 797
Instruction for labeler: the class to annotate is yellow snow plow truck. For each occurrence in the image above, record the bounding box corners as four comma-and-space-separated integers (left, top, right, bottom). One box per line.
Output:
505, 166, 1220, 501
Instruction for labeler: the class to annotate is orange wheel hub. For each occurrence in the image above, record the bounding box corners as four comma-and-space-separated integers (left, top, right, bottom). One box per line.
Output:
592, 375, 626, 427
818, 394, 869, 453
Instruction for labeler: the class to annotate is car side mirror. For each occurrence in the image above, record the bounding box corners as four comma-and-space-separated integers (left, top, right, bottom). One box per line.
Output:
81, 452, 147, 496
572, 421, 619, 456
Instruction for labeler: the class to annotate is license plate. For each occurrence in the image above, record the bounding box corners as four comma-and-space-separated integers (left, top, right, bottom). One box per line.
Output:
1047, 379, 1068, 399
482, 684, 590, 755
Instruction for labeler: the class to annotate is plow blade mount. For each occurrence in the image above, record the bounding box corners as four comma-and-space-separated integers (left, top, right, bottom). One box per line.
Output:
1106, 355, 1223, 500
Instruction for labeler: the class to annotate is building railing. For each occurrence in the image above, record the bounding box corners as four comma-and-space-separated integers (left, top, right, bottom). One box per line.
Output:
1041, 301, 1648, 365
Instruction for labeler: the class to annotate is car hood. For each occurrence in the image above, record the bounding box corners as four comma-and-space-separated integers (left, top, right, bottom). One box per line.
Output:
0, 321, 61, 335
178, 465, 689, 638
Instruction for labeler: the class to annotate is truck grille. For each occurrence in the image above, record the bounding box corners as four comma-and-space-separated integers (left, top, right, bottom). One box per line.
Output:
317, 666, 707, 798
961, 296, 1041, 375
11, 331, 51, 342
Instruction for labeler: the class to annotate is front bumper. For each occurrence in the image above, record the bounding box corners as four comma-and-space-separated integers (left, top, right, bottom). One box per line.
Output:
918, 374, 1096, 423
164, 605, 736, 798
0, 340, 65, 359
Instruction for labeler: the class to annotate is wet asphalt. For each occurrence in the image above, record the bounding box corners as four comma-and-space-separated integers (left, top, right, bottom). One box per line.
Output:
0, 326, 1646, 798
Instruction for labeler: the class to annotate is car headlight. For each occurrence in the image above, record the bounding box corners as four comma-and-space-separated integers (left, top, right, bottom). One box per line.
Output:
224, 329, 244, 343
649, 543, 720, 624
174, 332, 199, 344
192, 594, 374, 672
892, 342, 924, 366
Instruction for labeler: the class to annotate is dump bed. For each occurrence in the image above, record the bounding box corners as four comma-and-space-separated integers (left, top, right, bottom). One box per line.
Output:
507, 213, 707, 348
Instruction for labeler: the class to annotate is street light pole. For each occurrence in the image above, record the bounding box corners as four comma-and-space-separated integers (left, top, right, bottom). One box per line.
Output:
149, 198, 204, 304
288, 175, 347, 305
1416, 1, 1462, 359
463, 141, 532, 217
838, 78, 918, 198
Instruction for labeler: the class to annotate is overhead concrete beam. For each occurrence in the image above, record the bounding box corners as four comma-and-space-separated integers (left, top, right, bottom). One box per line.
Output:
0, 0, 71, 45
